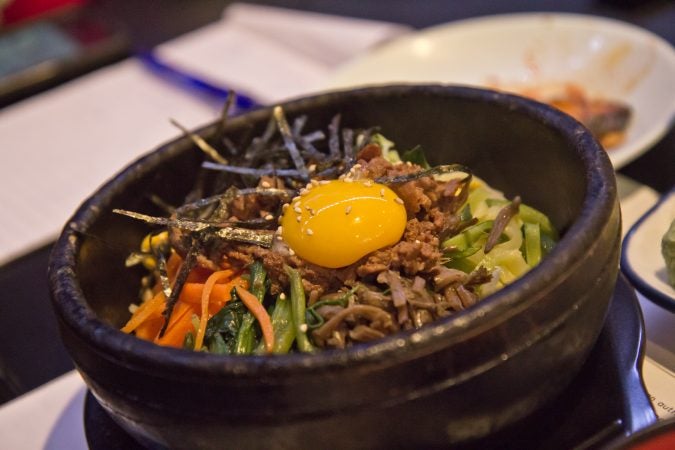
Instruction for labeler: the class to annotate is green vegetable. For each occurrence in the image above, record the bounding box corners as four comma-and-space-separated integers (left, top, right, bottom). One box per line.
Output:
235, 261, 267, 355
286, 266, 314, 353
443, 221, 495, 258
204, 299, 247, 354
524, 222, 542, 266
401, 145, 430, 169
486, 199, 556, 239
183, 331, 195, 350
663, 218, 675, 288
208, 333, 227, 354
234, 314, 256, 354
371, 133, 401, 164
269, 294, 296, 354
306, 290, 353, 329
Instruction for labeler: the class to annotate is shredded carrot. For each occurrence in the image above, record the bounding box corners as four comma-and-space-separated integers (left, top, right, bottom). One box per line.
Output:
186, 265, 214, 284
155, 301, 197, 348
134, 315, 164, 341
179, 282, 236, 307
166, 251, 183, 280
121, 291, 165, 334
194, 270, 235, 350
124, 261, 251, 351
235, 286, 274, 354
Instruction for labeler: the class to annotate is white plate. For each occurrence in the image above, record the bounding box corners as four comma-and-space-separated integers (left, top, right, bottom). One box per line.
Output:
324, 13, 675, 169
622, 187, 675, 312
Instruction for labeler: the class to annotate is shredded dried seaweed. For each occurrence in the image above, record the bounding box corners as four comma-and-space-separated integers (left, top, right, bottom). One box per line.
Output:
155, 251, 173, 300
170, 118, 228, 164
159, 239, 197, 336
273, 106, 310, 181
113, 209, 274, 247
202, 162, 304, 177
375, 164, 472, 185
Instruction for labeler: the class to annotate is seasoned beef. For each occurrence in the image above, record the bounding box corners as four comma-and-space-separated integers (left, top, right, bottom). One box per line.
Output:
169, 152, 488, 349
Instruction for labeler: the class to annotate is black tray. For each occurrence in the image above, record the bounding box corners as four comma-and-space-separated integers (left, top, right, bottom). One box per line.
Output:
83, 275, 657, 449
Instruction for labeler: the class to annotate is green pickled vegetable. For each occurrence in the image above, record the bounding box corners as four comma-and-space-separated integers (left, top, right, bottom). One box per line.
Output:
663, 218, 675, 288
524, 222, 542, 267
270, 294, 295, 353
235, 261, 267, 354
286, 266, 314, 353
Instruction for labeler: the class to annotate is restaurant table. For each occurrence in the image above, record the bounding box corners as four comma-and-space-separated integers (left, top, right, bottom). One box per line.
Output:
0, 0, 673, 448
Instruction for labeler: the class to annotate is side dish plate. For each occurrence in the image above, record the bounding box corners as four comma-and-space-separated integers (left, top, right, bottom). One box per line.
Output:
325, 13, 675, 169
622, 187, 675, 312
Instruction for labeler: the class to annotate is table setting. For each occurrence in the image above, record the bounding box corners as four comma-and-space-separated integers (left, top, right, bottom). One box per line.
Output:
0, 1, 673, 448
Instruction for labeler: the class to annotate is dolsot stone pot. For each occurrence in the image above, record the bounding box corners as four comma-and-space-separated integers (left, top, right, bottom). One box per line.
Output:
49, 85, 620, 449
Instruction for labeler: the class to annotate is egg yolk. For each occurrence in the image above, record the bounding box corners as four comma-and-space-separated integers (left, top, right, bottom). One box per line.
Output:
281, 179, 407, 268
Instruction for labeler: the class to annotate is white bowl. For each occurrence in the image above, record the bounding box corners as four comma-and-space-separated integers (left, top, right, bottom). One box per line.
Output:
622, 187, 675, 312
325, 13, 675, 169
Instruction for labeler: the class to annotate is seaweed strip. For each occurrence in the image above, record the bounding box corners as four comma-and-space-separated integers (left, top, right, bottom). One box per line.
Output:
328, 114, 341, 158
214, 227, 274, 247
202, 162, 304, 178
375, 164, 471, 184
292, 115, 307, 136
159, 239, 197, 336
113, 209, 209, 231
147, 194, 175, 215
296, 130, 326, 161
113, 209, 274, 246
155, 251, 173, 300
342, 128, 354, 166
217, 91, 236, 133
177, 188, 293, 215
273, 106, 309, 180
245, 115, 277, 162
170, 118, 228, 164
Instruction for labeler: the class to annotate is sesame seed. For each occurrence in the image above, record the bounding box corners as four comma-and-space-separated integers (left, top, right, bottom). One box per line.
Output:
280, 293, 287, 300
296, 216, 302, 222
308, 164, 317, 173
300, 189, 309, 196
289, 248, 295, 256
353, 163, 362, 169
294, 206, 302, 214
414, 239, 420, 244
311, 179, 320, 186
380, 188, 385, 197
292, 196, 300, 203
261, 181, 271, 188
282, 203, 289, 212
306, 228, 314, 236
364, 180, 373, 187
406, 161, 412, 166
319, 180, 330, 185
345, 205, 352, 215
277, 226, 283, 233
344, 177, 353, 183
276, 235, 283, 241
394, 198, 404, 205
264, 214, 274, 221
299, 324, 308, 332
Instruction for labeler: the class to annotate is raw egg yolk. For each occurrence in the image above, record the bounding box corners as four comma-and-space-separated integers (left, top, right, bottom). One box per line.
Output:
281, 179, 407, 268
